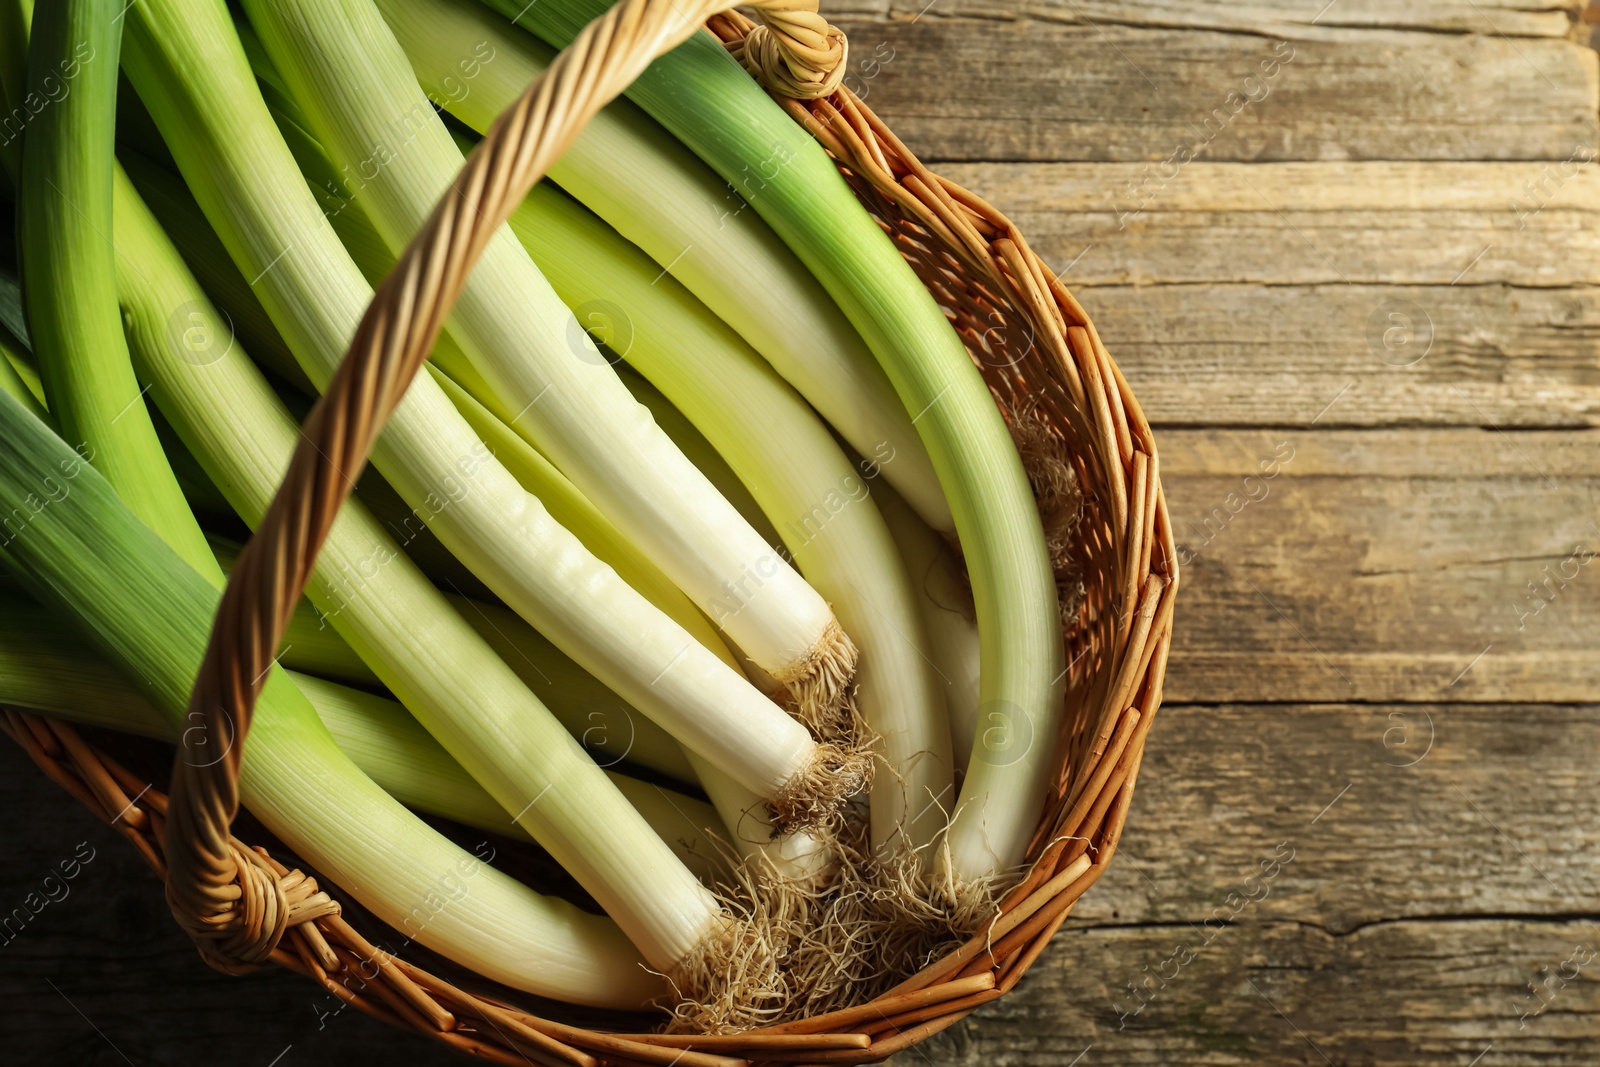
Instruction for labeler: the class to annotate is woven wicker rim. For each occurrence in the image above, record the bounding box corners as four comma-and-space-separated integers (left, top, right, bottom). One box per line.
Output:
1, 0, 1176, 1060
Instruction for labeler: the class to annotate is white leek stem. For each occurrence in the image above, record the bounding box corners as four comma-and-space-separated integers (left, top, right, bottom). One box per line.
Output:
0, 593, 728, 882
379, 0, 950, 534
211, 532, 699, 784
128, 143, 826, 879
108, 128, 715, 969
505, 181, 953, 856
249, 0, 852, 707
124, 0, 825, 837
488, 0, 1067, 882
875, 484, 982, 773
430, 372, 834, 880
0, 386, 655, 1006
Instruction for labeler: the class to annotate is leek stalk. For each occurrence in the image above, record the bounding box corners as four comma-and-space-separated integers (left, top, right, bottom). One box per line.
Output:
245, 0, 856, 719
504, 178, 953, 857
377, 0, 950, 533
121, 148, 825, 875
107, 148, 722, 970
3, 16, 664, 980
0, 593, 728, 882
210, 532, 699, 784
183, 68, 840, 867
876, 484, 982, 772
431, 372, 831, 876
0, 323, 44, 421
430, 370, 831, 872
0, 383, 656, 1005
617, 365, 785, 557
207, 536, 383, 686
17, 0, 214, 575
122, 0, 835, 834
492, 0, 1066, 882
302, 675, 731, 884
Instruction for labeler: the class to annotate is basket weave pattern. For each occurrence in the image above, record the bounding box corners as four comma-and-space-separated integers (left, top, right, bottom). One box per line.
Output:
1, 0, 1175, 1061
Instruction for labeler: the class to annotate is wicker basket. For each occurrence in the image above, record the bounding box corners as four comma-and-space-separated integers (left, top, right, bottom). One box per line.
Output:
2, 0, 1176, 1061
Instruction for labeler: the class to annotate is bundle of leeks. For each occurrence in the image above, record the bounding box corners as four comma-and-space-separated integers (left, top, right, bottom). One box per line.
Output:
0, 0, 1064, 1030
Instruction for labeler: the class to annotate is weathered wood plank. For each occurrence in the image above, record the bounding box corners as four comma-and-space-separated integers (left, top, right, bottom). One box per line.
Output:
1074, 704, 1600, 930
1157, 428, 1600, 703
830, 20, 1598, 162
833, 0, 1584, 41
929, 162, 1600, 427
898, 919, 1600, 1065
939, 162, 1600, 286
1073, 283, 1600, 428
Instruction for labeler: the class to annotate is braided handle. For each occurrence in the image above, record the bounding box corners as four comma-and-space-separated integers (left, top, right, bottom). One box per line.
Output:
165, 0, 848, 971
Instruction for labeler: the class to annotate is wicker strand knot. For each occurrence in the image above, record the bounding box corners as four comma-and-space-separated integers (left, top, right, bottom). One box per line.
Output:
167, 840, 340, 975
738, 0, 849, 98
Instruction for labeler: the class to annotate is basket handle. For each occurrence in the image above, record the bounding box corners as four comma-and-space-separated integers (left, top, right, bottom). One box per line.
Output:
163, 0, 848, 972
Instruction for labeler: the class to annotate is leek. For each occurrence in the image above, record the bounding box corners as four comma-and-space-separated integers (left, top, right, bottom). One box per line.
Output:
210, 530, 698, 784
245, 0, 858, 722
340, 463, 495, 601
0, 0, 29, 191
4, 15, 665, 984
442, 592, 699, 785
378, 0, 950, 533
17, 0, 214, 575
428, 367, 740, 671
303, 675, 730, 885
0, 322, 43, 421
121, 147, 826, 876
216, 538, 384, 687
107, 150, 722, 970
123, 0, 840, 833
174, 58, 845, 862
613, 369, 793, 697
876, 484, 982, 773
115, 145, 314, 395
0, 340, 43, 412
617, 365, 785, 555
195, 31, 738, 669
430, 372, 832, 877
0, 383, 656, 1006
495, 0, 1067, 883
428, 369, 832, 872
8, 4, 698, 979
5, 324, 375, 693
274, 586, 383, 685
156, 416, 235, 518
0, 596, 726, 883
503, 178, 954, 857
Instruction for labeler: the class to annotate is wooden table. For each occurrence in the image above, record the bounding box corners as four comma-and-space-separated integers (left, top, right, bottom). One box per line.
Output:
4, 2, 1598, 1063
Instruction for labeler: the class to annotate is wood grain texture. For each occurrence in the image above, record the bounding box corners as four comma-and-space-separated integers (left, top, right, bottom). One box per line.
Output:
832, 0, 1586, 40
905, 919, 1600, 1065
930, 162, 1600, 426
941, 163, 1600, 286
1073, 703, 1600, 929
829, 19, 1599, 162
1161, 427, 1600, 704
1069, 283, 1600, 428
